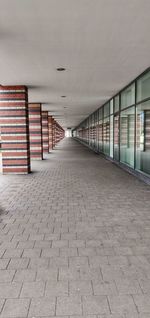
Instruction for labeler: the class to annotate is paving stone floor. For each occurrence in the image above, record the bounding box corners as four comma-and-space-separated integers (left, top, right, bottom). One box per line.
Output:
0, 137, 150, 318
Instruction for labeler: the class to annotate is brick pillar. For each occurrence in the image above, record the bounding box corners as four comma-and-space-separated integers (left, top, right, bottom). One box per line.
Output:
42, 111, 49, 153
56, 123, 65, 143
48, 115, 53, 151
0, 85, 30, 174
52, 120, 65, 147
28, 103, 43, 160
52, 119, 56, 148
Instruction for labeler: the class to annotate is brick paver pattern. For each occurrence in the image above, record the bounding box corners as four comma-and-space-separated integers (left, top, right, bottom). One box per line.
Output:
0, 137, 150, 318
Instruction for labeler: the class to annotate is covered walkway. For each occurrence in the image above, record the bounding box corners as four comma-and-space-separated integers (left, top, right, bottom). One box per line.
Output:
0, 138, 150, 317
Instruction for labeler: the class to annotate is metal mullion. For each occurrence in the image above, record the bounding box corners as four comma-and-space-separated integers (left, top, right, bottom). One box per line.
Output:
134, 80, 137, 170
118, 93, 121, 162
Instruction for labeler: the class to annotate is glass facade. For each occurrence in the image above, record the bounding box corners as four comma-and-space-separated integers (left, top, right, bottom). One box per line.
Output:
72, 68, 150, 178
136, 101, 150, 175
120, 106, 135, 168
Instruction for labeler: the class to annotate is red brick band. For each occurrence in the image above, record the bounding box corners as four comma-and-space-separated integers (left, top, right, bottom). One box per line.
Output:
48, 116, 53, 151
42, 111, 49, 153
0, 86, 30, 174
52, 119, 65, 147
29, 103, 43, 160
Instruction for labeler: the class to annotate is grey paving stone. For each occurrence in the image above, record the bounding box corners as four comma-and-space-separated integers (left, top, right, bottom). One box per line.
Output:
114, 278, 142, 294
78, 248, 97, 257
80, 267, 102, 281
56, 296, 82, 315
3, 249, 23, 259
1, 298, 30, 317
8, 258, 29, 270
0, 270, 15, 283
13, 269, 36, 282
133, 295, 150, 313
20, 281, 45, 298
59, 267, 80, 281
52, 240, 68, 248
139, 279, 150, 293
0, 282, 21, 298
22, 248, 41, 258
0, 299, 5, 313
28, 257, 49, 269
49, 256, 68, 268
60, 247, 78, 257
0, 250, 5, 258
71, 316, 97, 318
69, 257, 89, 268
89, 256, 109, 268
69, 240, 85, 247
82, 295, 110, 315
0, 259, 10, 270
93, 280, 118, 295
69, 280, 93, 295
36, 268, 58, 281
34, 240, 52, 248
45, 281, 68, 296
0, 138, 150, 318
41, 248, 59, 257
97, 314, 129, 318
17, 240, 35, 249
29, 234, 44, 241
28, 297, 56, 316
108, 295, 138, 315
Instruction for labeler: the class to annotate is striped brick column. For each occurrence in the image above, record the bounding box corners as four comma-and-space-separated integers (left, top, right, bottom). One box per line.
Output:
52, 119, 56, 147
48, 115, 53, 151
52, 120, 65, 147
42, 111, 49, 153
0, 85, 30, 174
28, 103, 43, 160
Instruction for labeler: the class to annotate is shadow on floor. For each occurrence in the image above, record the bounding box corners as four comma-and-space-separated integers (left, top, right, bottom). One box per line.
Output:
0, 205, 7, 217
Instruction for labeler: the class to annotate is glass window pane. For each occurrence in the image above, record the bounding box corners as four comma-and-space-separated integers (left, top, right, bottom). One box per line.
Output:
110, 99, 113, 114
103, 116, 110, 155
104, 103, 110, 117
136, 100, 150, 175
114, 114, 120, 160
110, 115, 113, 158
98, 119, 103, 152
99, 107, 103, 120
89, 115, 92, 146
137, 71, 150, 102
114, 95, 119, 113
95, 111, 99, 150
120, 106, 135, 167
121, 83, 135, 109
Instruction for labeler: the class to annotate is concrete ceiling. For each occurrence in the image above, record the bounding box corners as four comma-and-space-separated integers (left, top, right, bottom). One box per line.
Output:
0, 0, 150, 129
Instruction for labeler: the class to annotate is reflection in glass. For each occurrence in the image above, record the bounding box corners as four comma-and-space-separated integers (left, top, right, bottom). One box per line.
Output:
110, 99, 113, 114
137, 71, 150, 102
136, 101, 150, 175
114, 114, 119, 161
104, 103, 110, 117
110, 115, 113, 158
95, 111, 99, 151
120, 106, 135, 167
114, 95, 119, 113
121, 83, 135, 109
103, 117, 110, 155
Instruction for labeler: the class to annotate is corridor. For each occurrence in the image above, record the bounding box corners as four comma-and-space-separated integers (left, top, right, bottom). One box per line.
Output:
0, 138, 150, 317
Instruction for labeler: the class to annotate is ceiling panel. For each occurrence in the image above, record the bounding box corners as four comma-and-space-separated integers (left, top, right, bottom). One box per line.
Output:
0, 0, 150, 128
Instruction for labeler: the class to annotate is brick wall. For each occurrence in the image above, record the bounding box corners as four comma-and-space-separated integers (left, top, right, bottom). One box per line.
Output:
28, 103, 43, 160
42, 111, 49, 153
0, 86, 30, 174
48, 115, 53, 151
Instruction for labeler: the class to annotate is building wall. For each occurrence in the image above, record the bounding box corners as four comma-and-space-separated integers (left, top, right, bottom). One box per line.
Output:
73, 69, 150, 178
0, 86, 30, 174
